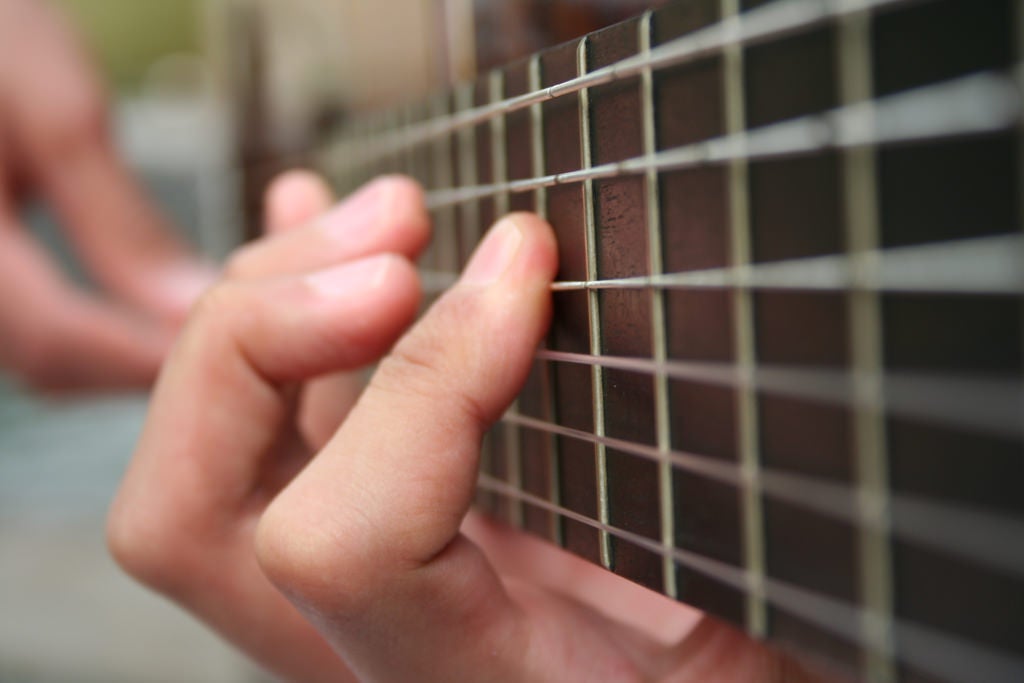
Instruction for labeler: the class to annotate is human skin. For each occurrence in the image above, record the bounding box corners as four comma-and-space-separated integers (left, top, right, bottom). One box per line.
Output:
0, 0, 213, 390
109, 173, 833, 682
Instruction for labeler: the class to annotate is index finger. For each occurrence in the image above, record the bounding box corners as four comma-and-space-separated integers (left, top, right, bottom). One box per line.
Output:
256, 214, 560, 680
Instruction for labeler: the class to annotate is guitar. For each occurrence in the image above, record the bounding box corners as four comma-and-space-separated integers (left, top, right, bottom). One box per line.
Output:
232, 0, 1024, 681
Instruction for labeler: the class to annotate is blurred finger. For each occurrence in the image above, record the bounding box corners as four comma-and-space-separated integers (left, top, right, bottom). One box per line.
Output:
0, 227, 171, 390
39, 143, 215, 323
114, 253, 421, 540
262, 171, 394, 448
264, 170, 334, 235
227, 175, 429, 280
263, 170, 361, 448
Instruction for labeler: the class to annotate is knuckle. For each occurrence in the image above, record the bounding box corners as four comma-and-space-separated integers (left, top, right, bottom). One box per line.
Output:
222, 244, 261, 280
256, 498, 387, 615
106, 494, 184, 595
190, 281, 240, 325
375, 314, 490, 429
253, 507, 302, 588
106, 502, 151, 578
374, 332, 451, 410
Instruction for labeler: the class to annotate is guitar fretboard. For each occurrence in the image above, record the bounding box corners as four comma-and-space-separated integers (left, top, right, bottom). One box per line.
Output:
320, 1, 1024, 681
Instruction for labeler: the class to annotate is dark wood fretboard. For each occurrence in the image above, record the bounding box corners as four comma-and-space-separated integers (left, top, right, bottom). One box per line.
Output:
320, 1, 1024, 681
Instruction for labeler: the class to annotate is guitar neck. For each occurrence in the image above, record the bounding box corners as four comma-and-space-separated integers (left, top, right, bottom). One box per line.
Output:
317, 1, 1024, 681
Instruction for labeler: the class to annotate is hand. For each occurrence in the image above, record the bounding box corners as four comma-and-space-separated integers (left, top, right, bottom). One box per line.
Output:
109, 173, 831, 682
0, 0, 214, 390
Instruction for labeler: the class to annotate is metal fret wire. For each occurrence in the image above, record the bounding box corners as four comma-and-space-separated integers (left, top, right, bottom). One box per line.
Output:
638, 10, 678, 600
1017, 29, 1024, 674
529, 53, 563, 546
490, 70, 523, 528
722, 0, 768, 640
423, 70, 1021, 210
577, 37, 614, 571
455, 83, 479, 272
839, 9, 896, 679
498, 410, 1024, 582
429, 92, 456, 275
324, 0, 919, 169
477, 473, 1024, 683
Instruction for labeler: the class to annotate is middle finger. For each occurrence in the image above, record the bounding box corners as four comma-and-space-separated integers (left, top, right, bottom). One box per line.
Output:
226, 175, 431, 280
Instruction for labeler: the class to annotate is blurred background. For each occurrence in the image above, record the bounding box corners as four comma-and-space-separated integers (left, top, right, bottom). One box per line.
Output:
0, 1, 258, 681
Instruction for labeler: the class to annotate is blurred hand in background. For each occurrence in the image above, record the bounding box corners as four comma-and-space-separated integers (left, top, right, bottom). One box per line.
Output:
0, 0, 214, 391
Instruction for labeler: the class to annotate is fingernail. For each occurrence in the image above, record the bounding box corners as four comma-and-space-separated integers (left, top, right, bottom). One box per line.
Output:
306, 255, 391, 297
155, 262, 218, 315
461, 216, 524, 287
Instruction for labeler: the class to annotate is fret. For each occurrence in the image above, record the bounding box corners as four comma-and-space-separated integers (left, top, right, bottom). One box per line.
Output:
653, 0, 745, 623
528, 56, 547, 221
723, 0, 767, 640
509, 55, 562, 543
532, 54, 563, 546
429, 92, 458, 278
542, 39, 603, 566
454, 82, 479, 271
577, 35, 614, 572
454, 80, 501, 517
640, 10, 678, 600
472, 77, 496, 259
410, 101, 434, 197
838, 8, 896, 680
588, 15, 664, 591
1018, 3, 1024, 618
503, 60, 533, 213
486, 68, 522, 528
489, 71, 510, 217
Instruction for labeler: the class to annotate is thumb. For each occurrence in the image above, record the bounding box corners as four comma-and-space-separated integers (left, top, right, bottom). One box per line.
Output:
257, 213, 557, 677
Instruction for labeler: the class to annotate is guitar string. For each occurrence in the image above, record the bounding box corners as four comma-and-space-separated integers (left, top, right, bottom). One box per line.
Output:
417, 70, 1021, 211
498, 411, 1024, 582
420, 231, 1024, 297
638, 8, 679, 600
476, 474, 1024, 683
720, 0, 768, 637
837, 10, 896, 676
530, 348, 1024, 439
322, 0, 922, 170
